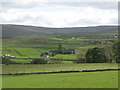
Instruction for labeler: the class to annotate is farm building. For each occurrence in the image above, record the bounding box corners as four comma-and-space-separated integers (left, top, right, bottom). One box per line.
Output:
2, 55, 16, 59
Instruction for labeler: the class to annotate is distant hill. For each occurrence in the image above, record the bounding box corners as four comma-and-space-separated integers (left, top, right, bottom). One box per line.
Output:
2, 24, 118, 38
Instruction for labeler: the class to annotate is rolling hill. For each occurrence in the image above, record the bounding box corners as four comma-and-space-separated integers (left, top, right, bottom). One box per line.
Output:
2, 24, 118, 38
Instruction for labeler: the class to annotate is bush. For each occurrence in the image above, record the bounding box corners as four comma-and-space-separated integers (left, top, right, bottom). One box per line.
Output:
49, 60, 63, 64
2, 57, 13, 64
112, 40, 120, 63
85, 47, 108, 63
73, 58, 86, 63
31, 58, 48, 64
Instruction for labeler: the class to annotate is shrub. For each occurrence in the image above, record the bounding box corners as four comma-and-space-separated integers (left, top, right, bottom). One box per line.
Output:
112, 40, 120, 63
2, 57, 13, 64
73, 58, 86, 63
31, 58, 48, 64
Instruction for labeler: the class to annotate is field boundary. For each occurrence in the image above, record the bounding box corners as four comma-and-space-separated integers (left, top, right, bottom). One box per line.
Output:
1, 69, 120, 76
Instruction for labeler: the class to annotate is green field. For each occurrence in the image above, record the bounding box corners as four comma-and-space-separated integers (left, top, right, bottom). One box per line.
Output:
2, 32, 119, 88
2, 71, 118, 88
0, 26, 119, 88
50, 54, 77, 60
2, 63, 118, 74
2, 36, 117, 61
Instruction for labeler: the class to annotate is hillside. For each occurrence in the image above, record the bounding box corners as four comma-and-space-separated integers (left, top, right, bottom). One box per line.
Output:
2, 24, 118, 38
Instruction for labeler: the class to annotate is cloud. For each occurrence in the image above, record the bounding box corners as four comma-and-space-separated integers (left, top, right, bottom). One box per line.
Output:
49, 2, 118, 10
0, 1, 118, 27
2, 0, 118, 9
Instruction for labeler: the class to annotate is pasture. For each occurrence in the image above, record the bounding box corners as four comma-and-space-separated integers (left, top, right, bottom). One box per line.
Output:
2, 63, 118, 74
2, 35, 119, 88
2, 71, 118, 88
2, 36, 117, 61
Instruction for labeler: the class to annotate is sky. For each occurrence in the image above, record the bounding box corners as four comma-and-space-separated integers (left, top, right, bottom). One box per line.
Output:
0, 0, 119, 28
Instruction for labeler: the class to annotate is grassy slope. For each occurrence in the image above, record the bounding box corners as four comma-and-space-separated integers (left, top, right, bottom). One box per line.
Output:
3, 71, 118, 88
2, 63, 118, 74
2, 24, 118, 39
2, 37, 112, 59
2, 37, 118, 64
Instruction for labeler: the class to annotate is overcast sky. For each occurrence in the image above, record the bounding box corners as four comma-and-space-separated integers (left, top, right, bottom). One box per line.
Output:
0, 0, 118, 28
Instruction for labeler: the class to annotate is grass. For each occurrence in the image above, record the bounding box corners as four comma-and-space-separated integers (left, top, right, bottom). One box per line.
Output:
11, 59, 32, 64
62, 61, 73, 64
2, 49, 22, 58
2, 45, 93, 60
15, 48, 40, 58
2, 36, 117, 60
2, 71, 118, 88
50, 54, 77, 60
2, 36, 119, 88
2, 47, 51, 58
2, 63, 118, 74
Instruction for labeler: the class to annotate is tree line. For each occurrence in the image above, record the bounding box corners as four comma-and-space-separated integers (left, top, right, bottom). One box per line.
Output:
76, 40, 120, 63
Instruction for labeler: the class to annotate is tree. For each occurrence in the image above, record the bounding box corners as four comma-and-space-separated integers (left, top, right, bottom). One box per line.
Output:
98, 41, 113, 63
85, 47, 107, 63
112, 40, 120, 63
75, 48, 87, 63
58, 43, 62, 50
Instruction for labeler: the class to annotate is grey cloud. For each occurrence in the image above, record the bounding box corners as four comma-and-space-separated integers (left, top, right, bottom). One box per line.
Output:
1, 15, 33, 23
1, 14, 53, 26
1, 2, 33, 9
2, 2, 47, 9
1, 14, 117, 27
49, 2, 118, 10
68, 17, 117, 26
1, 1, 118, 27
69, 19, 101, 26
111, 18, 118, 24
1, 1, 118, 10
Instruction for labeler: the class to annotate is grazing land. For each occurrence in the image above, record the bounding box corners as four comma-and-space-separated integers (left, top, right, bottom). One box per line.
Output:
2, 71, 118, 88
2, 63, 118, 74
2, 24, 119, 88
